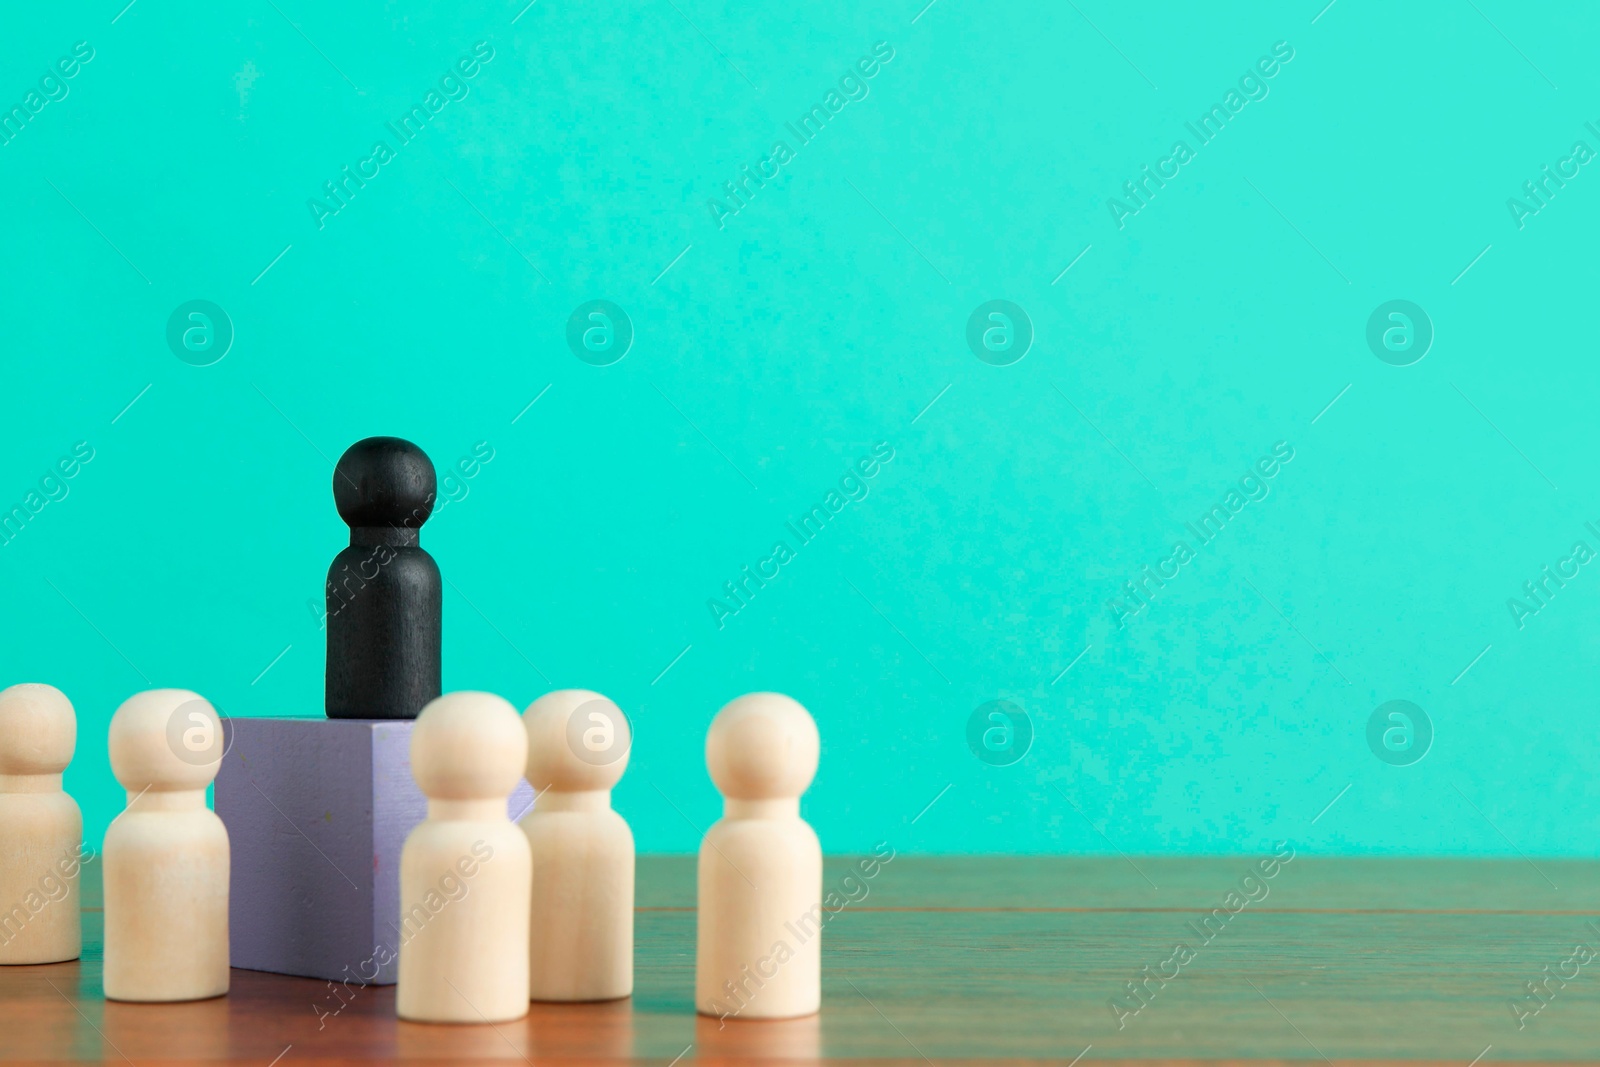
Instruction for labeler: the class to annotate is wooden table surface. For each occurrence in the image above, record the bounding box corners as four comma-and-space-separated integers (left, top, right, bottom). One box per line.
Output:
4, 854, 1598, 1065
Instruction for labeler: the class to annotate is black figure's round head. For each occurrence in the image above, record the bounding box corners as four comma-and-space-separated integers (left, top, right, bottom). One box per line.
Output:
333, 437, 437, 530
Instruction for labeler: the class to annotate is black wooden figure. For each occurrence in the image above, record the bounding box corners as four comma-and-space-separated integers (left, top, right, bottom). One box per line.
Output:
325, 436, 442, 720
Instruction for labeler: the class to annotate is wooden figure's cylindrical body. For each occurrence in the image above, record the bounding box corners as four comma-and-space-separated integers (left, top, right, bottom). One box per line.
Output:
397, 807, 530, 1022
522, 794, 634, 1001
0, 782, 82, 964
325, 537, 441, 719
103, 796, 230, 1001
0, 683, 82, 965
695, 801, 822, 1019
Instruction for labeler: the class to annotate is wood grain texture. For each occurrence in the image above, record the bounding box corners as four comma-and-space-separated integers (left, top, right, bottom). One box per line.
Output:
2, 855, 1597, 1064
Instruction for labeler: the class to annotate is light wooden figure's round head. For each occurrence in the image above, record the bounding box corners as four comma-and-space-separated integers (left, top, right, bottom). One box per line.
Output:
108, 689, 223, 792
706, 692, 818, 800
523, 689, 631, 793
0, 683, 75, 776
411, 691, 526, 800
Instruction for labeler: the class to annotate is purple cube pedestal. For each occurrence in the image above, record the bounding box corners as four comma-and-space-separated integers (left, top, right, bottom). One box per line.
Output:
214, 717, 533, 985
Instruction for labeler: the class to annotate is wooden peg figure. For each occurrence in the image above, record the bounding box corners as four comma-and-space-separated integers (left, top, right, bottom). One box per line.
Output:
397, 692, 530, 1023
325, 436, 442, 720
696, 693, 822, 1021
103, 689, 230, 1002
519, 689, 634, 1001
0, 683, 83, 964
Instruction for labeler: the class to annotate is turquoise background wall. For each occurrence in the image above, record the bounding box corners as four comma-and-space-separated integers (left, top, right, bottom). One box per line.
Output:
2, 0, 1596, 856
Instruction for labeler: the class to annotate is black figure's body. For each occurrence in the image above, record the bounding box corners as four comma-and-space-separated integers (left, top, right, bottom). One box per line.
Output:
325, 437, 442, 720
